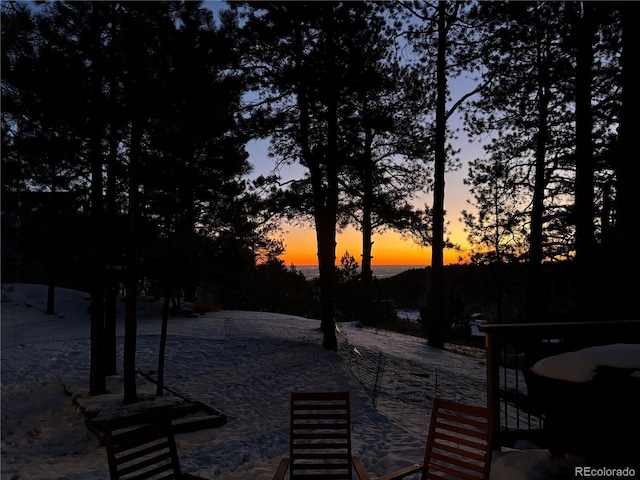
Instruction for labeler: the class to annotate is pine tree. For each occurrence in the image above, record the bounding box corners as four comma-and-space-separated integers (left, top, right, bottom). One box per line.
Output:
615, 2, 640, 320
335, 4, 427, 325
237, 2, 398, 349
400, 0, 483, 346
465, 2, 574, 323
3, 1, 250, 400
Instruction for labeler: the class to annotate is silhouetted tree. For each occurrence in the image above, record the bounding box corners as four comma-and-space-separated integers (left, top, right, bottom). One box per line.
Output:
123, 2, 248, 400
400, 1, 484, 346
2, 1, 250, 400
337, 5, 428, 324
462, 157, 528, 323
465, 2, 624, 323
614, 2, 640, 320
465, 2, 574, 323
237, 2, 397, 349
1, 2, 88, 316
570, 2, 599, 322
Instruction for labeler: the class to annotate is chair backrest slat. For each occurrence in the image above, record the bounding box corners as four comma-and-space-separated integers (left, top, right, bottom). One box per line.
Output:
423, 398, 494, 480
103, 413, 183, 480
289, 392, 353, 480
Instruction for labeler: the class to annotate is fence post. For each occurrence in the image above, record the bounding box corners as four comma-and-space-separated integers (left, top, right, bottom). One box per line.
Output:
372, 351, 386, 407
485, 330, 501, 450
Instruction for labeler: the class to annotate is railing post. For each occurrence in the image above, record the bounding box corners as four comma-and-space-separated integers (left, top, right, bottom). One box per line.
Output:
485, 331, 501, 450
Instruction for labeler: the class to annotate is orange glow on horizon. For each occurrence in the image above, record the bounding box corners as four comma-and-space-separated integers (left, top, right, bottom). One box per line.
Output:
248, 114, 479, 269
278, 225, 468, 267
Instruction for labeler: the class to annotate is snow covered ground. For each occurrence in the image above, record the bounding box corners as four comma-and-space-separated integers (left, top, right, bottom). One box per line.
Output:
1, 284, 577, 479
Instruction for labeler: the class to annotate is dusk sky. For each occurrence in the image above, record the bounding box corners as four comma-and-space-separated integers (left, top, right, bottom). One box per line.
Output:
247, 75, 485, 267
205, 1, 482, 268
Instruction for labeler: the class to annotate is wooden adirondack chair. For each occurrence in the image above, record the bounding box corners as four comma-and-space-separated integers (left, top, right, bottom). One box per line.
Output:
418, 398, 494, 480
102, 411, 207, 480
273, 394, 493, 480
272, 391, 374, 480
352, 398, 494, 480
376, 398, 493, 480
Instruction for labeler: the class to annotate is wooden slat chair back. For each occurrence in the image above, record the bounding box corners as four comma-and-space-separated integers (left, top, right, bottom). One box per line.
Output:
422, 398, 494, 480
102, 412, 205, 480
282, 391, 356, 480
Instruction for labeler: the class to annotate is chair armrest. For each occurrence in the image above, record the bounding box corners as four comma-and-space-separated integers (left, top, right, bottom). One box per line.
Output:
376, 463, 423, 480
272, 458, 290, 480
353, 457, 372, 480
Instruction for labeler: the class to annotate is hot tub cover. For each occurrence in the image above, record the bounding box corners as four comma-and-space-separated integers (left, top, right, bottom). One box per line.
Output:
530, 343, 640, 382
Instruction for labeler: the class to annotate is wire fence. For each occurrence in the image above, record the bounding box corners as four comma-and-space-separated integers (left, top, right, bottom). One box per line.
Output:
336, 329, 487, 437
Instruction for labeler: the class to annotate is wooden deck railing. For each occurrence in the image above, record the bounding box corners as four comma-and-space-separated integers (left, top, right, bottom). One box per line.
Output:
478, 319, 640, 449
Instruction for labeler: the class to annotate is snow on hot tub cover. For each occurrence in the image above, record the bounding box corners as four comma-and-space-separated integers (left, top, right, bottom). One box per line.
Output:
530, 343, 640, 383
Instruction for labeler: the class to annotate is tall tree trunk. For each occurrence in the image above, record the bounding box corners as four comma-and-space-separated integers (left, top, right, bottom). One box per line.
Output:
104, 12, 119, 376
104, 271, 117, 376
104, 108, 119, 376
573, 2, 597, 322
614, 2, 640, 320
319, 7, 339, 351
46, 192, 56, 315
88, 8, 106, 395
294, 16, 338, 351
124, 121, 141, 404
180, 179, 197, 304
428, 0, 447, 348
157, 275, 171, 397
360, 120, 374, 324
525, 35, 549, 324
316, 210, 337, 350
89, 131, 106, 396
46, 263, 55, 314
493, 180, 503, 324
